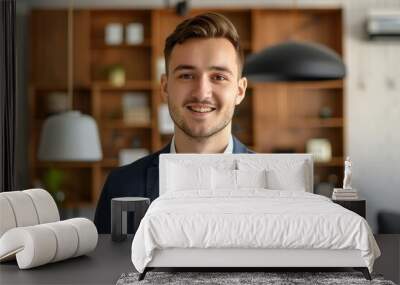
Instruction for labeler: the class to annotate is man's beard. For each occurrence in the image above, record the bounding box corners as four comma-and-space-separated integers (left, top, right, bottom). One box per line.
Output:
168, 98, 235, 139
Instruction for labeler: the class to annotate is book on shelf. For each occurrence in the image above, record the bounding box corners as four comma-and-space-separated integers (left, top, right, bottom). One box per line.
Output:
124, 108, 150, 125
122, 92, 150, 125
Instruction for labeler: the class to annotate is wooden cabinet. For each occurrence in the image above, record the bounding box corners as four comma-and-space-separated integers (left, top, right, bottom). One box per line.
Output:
30, 10, 90, 87
29, 7, 345, 208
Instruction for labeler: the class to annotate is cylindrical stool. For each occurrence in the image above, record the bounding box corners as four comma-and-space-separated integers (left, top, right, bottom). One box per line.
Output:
111, 197, 150, 242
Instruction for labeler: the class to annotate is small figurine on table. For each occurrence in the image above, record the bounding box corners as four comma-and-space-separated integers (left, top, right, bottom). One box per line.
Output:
343, 156, 352, 189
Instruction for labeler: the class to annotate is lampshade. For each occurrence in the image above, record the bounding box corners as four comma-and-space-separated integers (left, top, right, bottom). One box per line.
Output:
243, 41, 346, 82
38, 111, 102, 161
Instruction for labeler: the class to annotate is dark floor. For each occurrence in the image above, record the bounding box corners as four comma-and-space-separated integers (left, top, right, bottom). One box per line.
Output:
374, 235, 400, 284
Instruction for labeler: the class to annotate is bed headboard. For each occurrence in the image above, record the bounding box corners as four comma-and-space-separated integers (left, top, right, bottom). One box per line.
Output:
159, 154, 313, 195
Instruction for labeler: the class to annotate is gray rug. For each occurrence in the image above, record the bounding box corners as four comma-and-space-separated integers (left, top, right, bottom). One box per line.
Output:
116, 271, 396, 285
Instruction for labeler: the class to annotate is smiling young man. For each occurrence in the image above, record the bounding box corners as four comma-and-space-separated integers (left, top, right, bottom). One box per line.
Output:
94, 13, 252, 233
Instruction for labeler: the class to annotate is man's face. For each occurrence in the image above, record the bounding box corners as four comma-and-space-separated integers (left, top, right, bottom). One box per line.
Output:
161, 38, 247, 139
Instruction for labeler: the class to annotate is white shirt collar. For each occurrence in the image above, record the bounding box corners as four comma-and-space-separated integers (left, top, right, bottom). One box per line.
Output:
170, 135, 234, 154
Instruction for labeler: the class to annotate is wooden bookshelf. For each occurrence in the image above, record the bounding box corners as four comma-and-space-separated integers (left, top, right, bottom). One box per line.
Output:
29, 7, 345, 207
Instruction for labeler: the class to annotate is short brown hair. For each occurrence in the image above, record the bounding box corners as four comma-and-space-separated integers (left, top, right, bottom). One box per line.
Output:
164, 12, 244, 77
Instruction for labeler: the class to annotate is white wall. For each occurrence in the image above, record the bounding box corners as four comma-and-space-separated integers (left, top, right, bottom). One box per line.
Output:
17, 0, 400, 232
342, 0, 400, 233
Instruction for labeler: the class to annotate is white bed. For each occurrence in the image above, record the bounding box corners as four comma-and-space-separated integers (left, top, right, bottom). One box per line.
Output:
131, 154, 380, 280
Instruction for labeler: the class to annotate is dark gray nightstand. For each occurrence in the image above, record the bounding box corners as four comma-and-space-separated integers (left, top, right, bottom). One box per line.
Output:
111, 197, 150, 242
332, 199, 366, 218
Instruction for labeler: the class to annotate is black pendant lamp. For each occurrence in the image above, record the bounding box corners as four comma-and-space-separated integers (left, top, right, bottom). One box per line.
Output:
243, 41, 346, 82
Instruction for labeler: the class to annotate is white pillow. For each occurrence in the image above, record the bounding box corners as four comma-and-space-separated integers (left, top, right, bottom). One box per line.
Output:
237, 159, 308, 191
267, 164, 306, 191
211, 168, 268, 190
212, 168, 236, 190
237, 169, 267, 189
167, 162, 212, 191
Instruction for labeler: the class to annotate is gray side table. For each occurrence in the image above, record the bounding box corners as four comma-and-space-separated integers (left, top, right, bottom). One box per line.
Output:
111, 197, 150, 242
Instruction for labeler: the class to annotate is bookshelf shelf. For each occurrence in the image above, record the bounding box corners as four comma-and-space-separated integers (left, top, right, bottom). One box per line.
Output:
29, 7, 344, 207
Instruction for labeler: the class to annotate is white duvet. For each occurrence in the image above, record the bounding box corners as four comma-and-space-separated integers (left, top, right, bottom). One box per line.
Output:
131, 190, 380, 273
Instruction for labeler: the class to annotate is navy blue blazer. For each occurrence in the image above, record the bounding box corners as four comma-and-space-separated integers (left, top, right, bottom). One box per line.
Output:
94, 137, 252, 233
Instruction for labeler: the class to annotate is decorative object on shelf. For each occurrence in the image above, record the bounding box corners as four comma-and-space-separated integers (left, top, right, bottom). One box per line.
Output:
105, 23, 123, 45
319, 106, 333, 119
38, 0, 102, 162
175, 0, 189, 16
118, 149, 149, 166
306, 138, 332, 162
332, 158, 359, 200
158, 103, 174, 134
126, 22, 144, 45
243, 41, 346, 82
343, 156, 353, 189
42, 168, 65, 206
122, 92, 150, 125
108, 64, 126, 87
46, 92, 69, 115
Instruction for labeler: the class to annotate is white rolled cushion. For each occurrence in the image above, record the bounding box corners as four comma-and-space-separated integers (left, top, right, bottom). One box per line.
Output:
212, 168, 236, 190
23, 189, 59, 224
0, 218, 98, 269
42, 221, 79, 262
65, 218, 98, 257
0, 191, 39, 227
167, 162, 212, 191
0, 226, 57, 269
0, 196, 17, 238
237, 169, 267, 189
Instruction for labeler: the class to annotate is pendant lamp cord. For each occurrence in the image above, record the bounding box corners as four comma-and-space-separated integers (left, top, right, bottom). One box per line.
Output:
67, 0, 74, 110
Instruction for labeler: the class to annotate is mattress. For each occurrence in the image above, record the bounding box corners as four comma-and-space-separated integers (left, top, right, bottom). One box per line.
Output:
131, 190, 380, 273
